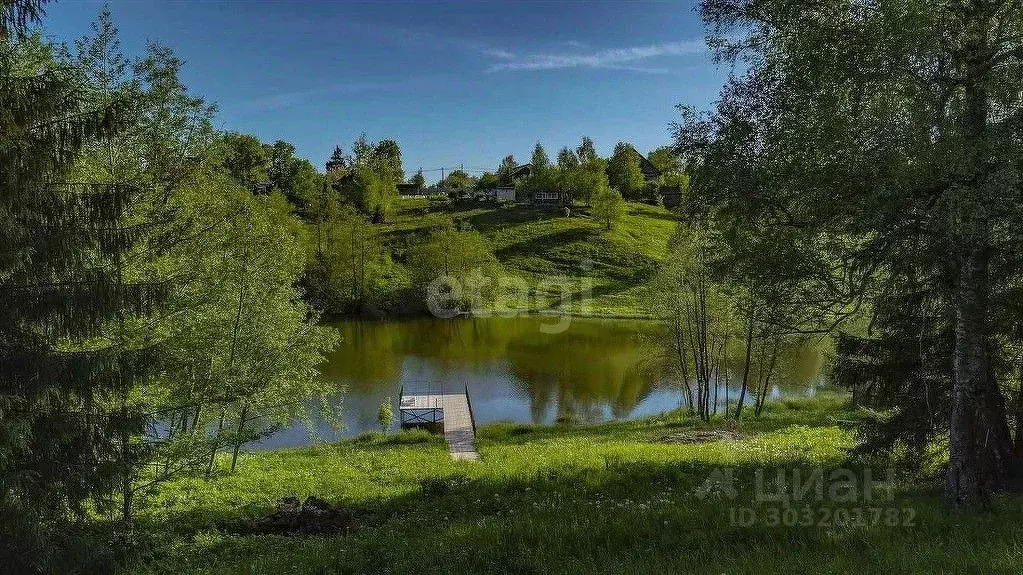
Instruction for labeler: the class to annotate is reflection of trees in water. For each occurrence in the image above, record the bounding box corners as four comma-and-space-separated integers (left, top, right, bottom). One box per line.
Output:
503, 320, 664, 422
319, 321, 404, 391
646, 330, 830, 414
320, 317, 667, 424
316, 317, 825, 430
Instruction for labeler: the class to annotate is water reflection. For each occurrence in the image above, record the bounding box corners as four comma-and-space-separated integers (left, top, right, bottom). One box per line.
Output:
263, 316, 828, 448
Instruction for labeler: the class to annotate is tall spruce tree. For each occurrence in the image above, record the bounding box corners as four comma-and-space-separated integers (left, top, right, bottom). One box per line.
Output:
1, 0, 163, 569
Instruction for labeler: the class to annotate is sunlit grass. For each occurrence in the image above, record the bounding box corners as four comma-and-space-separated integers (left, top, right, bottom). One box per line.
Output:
132, 395, 1023, 574
382, 198, 677, 317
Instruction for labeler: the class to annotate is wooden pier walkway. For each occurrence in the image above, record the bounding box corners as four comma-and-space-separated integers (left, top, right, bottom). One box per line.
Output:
399, 387, 479, 461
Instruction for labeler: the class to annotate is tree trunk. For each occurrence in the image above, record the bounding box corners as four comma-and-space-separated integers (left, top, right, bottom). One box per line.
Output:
946, 8, 1016, 503
947, 239, 1014, 503
206, 407, 226, 478
1015, 368, 1023, 459
755, 339, 779, 418
230, 403, 249, 473
735, 310, 755, 420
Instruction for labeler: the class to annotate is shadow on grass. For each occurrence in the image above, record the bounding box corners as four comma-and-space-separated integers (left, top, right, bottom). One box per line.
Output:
135, 444, 1023, 575
627, 207, 679, 223
132, 397, 1022, 574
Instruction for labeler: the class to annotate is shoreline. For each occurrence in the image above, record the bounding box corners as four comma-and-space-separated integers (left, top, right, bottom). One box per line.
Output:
320, 307, 659, 323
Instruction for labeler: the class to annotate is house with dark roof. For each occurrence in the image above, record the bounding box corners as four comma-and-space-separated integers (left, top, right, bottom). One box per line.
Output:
627, 146, 662, 182
509, 163, 532, 180
396, 182, 425, 196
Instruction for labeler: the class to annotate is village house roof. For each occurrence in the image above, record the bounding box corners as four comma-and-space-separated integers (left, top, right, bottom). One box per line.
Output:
510, 163, 532, 180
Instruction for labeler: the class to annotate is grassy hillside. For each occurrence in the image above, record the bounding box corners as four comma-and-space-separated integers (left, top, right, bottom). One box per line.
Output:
133, 396, 1023, 574
380, 198, 678, 317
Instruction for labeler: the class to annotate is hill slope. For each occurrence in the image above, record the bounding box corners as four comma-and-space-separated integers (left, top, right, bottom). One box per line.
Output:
381, 198, 678, 316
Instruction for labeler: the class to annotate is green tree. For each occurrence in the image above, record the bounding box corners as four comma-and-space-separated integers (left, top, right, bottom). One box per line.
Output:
371, 139, 404, 183
325, 145, 349, 173
263, 140, 320, 208
557, 146, 580, 170
496, 154, 517, 186
606, 142, 646, 200
591, 183, 626, 231
222, 132, 267, 188
647, 145, 682, 174
306, 202, 388, 314
378, 397, 395, 432
409, 226, 500, 313
475, 171, 500, 191
0, 4, 162, 568
530, 142, 551, 175
411, 170, 426, 189
576, 136, 599, 164
521, 143, 559, 198
684, 0, 1023, 503
333, 135, 399, 222
439, 169, 474, 190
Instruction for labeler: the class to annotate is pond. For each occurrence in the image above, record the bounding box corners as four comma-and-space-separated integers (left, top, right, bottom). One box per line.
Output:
262, 316, 831, 448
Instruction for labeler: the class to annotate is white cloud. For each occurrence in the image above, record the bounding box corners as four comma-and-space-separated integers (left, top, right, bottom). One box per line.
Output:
485, 40, 705, 72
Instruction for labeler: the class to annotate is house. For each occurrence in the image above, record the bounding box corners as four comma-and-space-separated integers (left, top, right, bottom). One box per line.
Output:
489, 187, 517, 202
639, 157, 661, 181
659, 186, 682, 208
631, 148, 662, 182
509, 163, 532, 180
397, 182, 425, 197
531, 190, 568, 209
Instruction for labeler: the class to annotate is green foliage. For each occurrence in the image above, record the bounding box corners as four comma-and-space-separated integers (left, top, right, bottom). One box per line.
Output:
556, 146, 579, 170
682, 0, 1023, 503
410, 171, 426, 189
371, 139, 404, 183
647, 145, 682, 174
561, 155, 609, 204
325, 145, 348, 173
338, 164, 393, 222
439, 169, 474, 191
306, 201, 391, 314
330, 135, 403, 222
221, 133, 267, 187
2, 7, 342, 570
518, 143, 561, 199
496, 154, 518, 186
576, 136, 599, 164
408, 226, 500, 311
263, 140, 321, 209
606, 142, 646, 200
378, 397, 395, 432
1, 5, 168, 569
474, 171, 500, 191
591, 184, 626, 231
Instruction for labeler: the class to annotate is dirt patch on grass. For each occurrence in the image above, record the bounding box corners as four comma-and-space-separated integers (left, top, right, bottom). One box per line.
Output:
225, 496, 362, 536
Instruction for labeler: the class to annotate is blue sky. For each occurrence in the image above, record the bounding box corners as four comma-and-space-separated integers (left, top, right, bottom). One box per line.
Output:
42, 1, 731, 180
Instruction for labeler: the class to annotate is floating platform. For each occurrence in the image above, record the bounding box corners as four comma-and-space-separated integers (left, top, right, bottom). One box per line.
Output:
399, 386, 479, 461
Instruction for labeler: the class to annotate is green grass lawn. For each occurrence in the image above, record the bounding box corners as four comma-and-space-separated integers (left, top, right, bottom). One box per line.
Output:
132, 395, 1023, 574
380, 198, 678, 317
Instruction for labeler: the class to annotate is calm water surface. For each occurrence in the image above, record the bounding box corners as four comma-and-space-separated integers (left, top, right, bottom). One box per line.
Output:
263, 316, 829, 448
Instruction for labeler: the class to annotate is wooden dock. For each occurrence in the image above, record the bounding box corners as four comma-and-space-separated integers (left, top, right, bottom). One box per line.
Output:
399, 386, 479, 461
